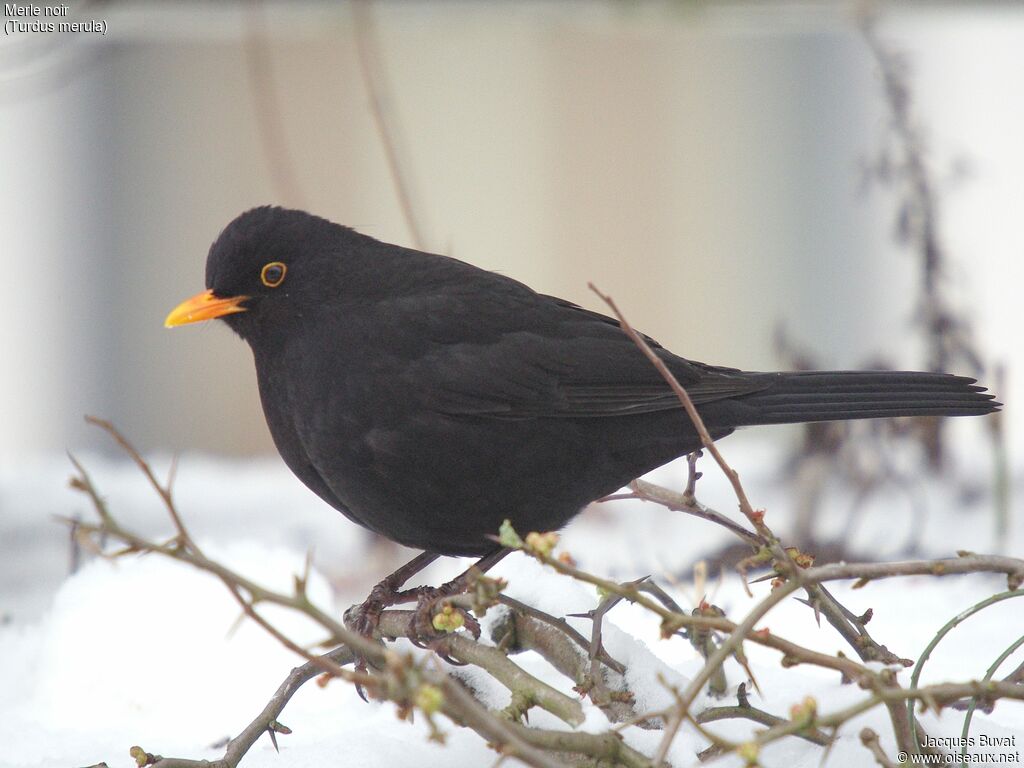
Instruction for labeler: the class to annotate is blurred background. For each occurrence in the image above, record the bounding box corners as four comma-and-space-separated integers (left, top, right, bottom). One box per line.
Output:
2, 0, 1019, 458
1, 1, 1020, 615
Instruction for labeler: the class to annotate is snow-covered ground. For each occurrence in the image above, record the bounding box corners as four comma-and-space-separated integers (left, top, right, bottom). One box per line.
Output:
1, 429, 1021, 767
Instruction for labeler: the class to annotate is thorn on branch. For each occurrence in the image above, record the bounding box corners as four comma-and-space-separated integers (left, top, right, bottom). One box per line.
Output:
736, 682, 750, 708
683, 450, 703, 504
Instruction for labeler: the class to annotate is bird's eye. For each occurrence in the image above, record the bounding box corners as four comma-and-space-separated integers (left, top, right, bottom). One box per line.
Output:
261, 262, 287, 288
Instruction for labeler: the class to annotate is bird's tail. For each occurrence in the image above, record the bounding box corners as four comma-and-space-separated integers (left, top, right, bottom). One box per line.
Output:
729, 371, 999, 426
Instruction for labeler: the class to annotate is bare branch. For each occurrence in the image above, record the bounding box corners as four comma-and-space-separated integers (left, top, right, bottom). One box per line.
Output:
352, 0, 427, 251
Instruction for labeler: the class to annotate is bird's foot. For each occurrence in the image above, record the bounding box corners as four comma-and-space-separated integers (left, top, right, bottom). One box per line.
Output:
344, 550, 442, 638
343, 552, 443, 701
342, 596, 389, 702
343, 594, 386, 639
343, 549, 511, 688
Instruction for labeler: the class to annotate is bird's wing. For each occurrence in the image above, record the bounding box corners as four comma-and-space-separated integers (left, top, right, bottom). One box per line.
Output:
391, 293, 769, 420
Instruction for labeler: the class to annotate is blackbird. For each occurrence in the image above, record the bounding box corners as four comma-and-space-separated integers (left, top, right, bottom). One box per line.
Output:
166, 206, 998, 560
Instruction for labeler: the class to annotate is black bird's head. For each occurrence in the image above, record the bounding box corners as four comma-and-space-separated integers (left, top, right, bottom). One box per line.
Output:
165, 206, 347, 343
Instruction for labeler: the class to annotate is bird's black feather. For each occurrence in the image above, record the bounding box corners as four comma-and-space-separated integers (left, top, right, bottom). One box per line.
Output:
181, 206, 999, 555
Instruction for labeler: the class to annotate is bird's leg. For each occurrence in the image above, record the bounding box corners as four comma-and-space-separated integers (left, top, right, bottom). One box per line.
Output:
344, 550, 441, 637
343, 548, 510, 687
342, 550, 444, 701
407, 547, 512, 649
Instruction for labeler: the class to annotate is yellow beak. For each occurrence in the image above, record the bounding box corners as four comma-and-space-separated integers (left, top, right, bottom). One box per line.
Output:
164, 289, 249, 328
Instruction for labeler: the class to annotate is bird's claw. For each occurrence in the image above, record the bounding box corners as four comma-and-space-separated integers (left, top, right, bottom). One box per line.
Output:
343, 596, 390, 702
343, 551, 501, 691
343, 595, 385, 639
353, 656, 372, 703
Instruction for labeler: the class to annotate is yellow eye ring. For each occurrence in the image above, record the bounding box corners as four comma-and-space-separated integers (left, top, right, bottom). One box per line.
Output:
261, 261, 287, 287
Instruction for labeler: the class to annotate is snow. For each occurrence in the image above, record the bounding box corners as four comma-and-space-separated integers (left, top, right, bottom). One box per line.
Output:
1, 429, 1021, 768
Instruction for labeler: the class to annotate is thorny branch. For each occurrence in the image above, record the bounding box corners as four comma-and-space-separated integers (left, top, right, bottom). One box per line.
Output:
67, 415, 1024, 768
585, 284, 1014, 761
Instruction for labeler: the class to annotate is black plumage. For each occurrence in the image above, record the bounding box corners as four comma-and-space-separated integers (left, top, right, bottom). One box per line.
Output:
167, 206, 999, 556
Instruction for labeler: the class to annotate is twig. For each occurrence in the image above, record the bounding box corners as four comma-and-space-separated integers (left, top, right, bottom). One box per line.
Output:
379, 611, 585, 727
243, 0, 304, 207
147, 646, 356, 768
586, 285, 765, 536
586, 587, 631, 684
497, 594, 626, 675
635, 580, 686, 615
84, 416, 196, 553
697, 704, 830, 747
802, 582, 911, 666
497, 718, 657, 768
491, 603, 638, 725
68, 417, 1024, 767
352, 0, 427, 251
860, 727, 899, 768
583, 284, 1018, 759
628, 478, 764, 548
436, 680, 570, 768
